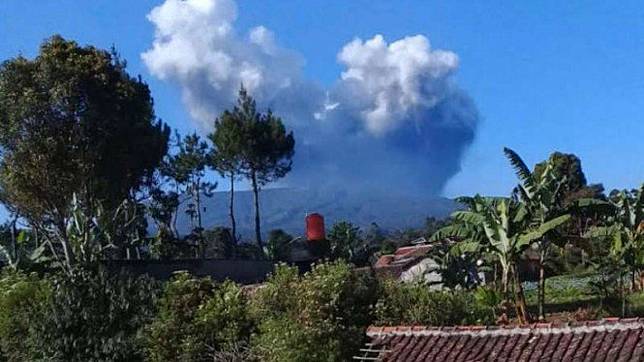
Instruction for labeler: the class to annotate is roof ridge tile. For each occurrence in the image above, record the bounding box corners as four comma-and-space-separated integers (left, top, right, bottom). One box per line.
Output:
367, 318, 644, 337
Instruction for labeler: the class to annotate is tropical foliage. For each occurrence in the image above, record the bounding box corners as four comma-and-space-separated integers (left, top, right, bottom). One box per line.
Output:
1, 34, 643, 361
251, 262, 378, 361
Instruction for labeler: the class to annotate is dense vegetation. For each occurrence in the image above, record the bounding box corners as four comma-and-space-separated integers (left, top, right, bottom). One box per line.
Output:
0, 36, 642, 360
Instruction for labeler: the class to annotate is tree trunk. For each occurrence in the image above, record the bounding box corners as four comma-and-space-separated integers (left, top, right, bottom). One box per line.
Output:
500, 262, 510, 298
538, 248, 546, 320
195, 179, 205, 259
251, 171, 263, 248
196, 179, 203, 231
621, 274, 627, 317
229, 173, 237, 244
9, 214, 18, 263
512, 263, 529, 324
172, 185, 180, 238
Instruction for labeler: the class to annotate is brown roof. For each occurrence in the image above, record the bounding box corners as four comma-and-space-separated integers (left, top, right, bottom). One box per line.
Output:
358, 318, 644, 361
372, 244, 434, 279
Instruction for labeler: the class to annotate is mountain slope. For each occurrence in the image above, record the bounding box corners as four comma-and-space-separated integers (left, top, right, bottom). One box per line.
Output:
175, 188, 457, 239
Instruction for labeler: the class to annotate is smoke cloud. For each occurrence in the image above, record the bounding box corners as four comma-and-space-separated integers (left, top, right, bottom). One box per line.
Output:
142, 0, 479, 196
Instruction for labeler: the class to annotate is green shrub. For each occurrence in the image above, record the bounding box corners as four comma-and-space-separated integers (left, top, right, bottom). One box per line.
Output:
31, 268, 158, 362
265, 229, 293, 262
184, 280, 254, 361
0, 269, 50, 361
374, 278, 495, 326
146, 271, 253, 361
251, 261, 378, 361
145, 271, 215, 361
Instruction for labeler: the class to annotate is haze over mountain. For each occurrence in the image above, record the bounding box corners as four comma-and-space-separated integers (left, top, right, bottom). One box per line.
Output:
174, 188, 457, 239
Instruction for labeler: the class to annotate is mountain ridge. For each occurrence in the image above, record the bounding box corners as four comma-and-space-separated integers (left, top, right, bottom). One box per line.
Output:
174, 188, 457, 239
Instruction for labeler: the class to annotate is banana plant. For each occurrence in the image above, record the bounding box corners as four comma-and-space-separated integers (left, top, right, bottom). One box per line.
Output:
432, 195, 570, 323
504, 147, 574, 320
588, 185, 644, 292
39, 194, 146, 274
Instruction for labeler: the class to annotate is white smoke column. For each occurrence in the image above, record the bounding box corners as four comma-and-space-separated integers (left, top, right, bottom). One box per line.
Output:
142, 0, 479, 195
335, 34, 460, 135
142, 0, 304, 129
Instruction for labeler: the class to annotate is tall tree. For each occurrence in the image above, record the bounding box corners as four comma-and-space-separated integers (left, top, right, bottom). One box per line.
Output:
233, 87, 295, 247
162, 133, 216, 258
533, 152, 586, 193
209, 105, 245, 243
0, 36, 170, 265
533, 151, 604, 206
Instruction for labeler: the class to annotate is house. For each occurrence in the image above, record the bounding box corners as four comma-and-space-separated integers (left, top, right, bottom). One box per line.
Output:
354, 317, 644, 361
370, 240, 483, 287
373, 242, 436, 281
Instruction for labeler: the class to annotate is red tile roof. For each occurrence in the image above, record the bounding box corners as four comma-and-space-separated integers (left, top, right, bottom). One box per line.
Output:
360, 318, 644, 361
372, 244, 434, 279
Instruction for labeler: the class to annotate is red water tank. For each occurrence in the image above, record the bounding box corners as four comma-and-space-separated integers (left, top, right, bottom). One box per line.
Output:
306, 213, 325, 241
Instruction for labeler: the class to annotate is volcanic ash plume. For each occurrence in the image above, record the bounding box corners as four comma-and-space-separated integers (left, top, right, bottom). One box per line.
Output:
142, 0, 479, 196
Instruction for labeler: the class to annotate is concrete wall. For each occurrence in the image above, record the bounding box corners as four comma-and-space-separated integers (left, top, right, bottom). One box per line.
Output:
106, 259, 275, 285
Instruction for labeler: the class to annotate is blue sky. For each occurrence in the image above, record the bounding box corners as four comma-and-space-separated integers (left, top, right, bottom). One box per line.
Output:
1, 0, 643, 199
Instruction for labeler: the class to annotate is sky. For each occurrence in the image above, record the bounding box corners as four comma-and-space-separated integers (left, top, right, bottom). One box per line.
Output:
1, 0, 643, 200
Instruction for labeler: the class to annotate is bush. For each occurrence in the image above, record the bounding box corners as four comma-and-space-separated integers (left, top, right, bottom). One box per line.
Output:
374, 278, 495, 326
203, 227, 235, 259
145, 272, 253, 361
0, 269, 50, 361
184, 280, 254, 361
145, 271, 215, 361
265, 229, 292, 262
251, 261, 378, 361
31, 268, 158, 362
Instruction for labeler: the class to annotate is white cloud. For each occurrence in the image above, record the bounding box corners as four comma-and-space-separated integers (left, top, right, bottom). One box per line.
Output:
142, 0, 478, 195
337, 34, 459, 135
142, 0, 303, 127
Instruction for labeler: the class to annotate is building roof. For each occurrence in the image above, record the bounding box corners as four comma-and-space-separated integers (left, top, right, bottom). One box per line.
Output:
357, 318, 644, 361
372, 244, 434, 279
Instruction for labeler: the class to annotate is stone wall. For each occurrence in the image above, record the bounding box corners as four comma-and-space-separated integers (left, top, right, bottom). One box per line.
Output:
106, 259, 275, 284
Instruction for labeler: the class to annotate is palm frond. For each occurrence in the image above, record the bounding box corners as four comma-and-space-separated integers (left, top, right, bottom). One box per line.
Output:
586, 225, 618, 240
635, 183, 644, 225
517, 214, 571, 247
503, 147, 535, 189
451, 211, 486, 225
449, 240, 481, 255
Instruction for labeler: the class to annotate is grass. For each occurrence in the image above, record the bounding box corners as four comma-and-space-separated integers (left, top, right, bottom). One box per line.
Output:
524, 272, 597, 306
522, 271, 644, 319
627, 292, 644, 315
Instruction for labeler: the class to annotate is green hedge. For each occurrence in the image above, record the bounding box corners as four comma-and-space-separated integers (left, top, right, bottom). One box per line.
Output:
0, 269, 51, 361
0, 268, 158, 362
1, 261, 497, 362
374, 278, 496, 326
145, 272, 253, 361
33, 268, 159, 362
251, 262, 378, 361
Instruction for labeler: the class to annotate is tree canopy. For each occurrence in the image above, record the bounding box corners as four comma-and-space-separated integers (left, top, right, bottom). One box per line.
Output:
220, 87, 295, 247
0, 35, 170, 226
